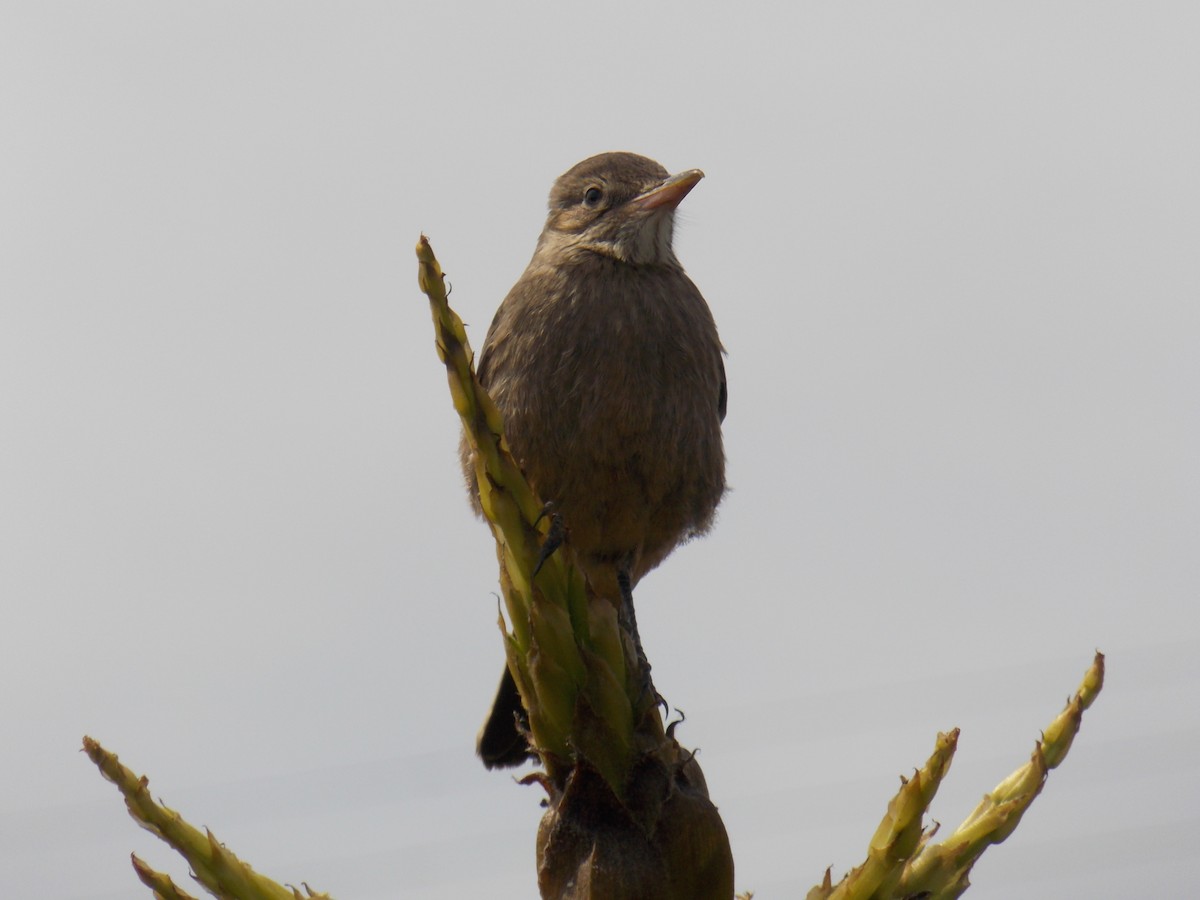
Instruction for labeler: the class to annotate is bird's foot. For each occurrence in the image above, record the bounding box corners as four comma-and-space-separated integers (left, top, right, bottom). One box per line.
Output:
532, 510, 565, 577
616, 569, 662, 709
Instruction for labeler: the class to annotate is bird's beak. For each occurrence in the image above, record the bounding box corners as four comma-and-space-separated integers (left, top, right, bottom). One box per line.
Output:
630, 169, 705, 212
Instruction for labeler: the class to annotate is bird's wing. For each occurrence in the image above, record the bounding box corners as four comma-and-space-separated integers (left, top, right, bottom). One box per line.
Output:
474, 307, 509, 389
718, 357, 728, 423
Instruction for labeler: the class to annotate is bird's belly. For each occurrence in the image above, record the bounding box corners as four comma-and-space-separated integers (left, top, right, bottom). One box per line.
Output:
512, 407, 723, 584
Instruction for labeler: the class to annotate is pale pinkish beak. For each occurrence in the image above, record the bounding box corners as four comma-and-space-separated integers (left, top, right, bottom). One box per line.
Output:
629, 169, 704, 212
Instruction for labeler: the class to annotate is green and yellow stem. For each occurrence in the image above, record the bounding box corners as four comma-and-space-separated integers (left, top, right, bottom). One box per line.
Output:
417, 235, 637, 788
82, 737, 326, 900
808, 651, 1105, 900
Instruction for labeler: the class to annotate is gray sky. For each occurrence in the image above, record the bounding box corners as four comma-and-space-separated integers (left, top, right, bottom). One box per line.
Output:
3, 3, 1197, 898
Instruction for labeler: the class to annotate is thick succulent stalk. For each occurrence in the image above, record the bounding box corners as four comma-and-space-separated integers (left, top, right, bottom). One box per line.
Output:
417, 235, 735, 898
82, 736, 328, 900
808, 651, 1105, 900
131, 854, 202, 900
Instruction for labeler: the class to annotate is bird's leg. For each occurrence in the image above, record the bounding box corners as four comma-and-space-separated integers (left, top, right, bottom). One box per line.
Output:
617, 568, 660, 708
532, 509, 565, 577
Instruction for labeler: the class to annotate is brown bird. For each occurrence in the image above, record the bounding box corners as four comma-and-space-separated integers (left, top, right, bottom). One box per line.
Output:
462, 151, 727, 768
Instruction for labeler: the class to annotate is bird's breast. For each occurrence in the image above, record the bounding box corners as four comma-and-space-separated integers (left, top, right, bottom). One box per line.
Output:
474, 256, 725, 571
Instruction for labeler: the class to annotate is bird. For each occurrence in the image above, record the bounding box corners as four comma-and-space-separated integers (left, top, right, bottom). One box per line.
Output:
461, 151, 727, 768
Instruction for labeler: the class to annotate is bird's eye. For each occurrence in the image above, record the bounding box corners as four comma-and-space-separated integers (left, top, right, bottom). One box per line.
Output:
583, 186, 603, 207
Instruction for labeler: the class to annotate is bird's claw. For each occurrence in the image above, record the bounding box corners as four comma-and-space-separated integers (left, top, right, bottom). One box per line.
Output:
532, 511, 565, 577
616, 568, 661, 708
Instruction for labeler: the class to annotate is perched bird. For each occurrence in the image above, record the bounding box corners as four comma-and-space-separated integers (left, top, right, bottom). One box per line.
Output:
462, 152, 727, 768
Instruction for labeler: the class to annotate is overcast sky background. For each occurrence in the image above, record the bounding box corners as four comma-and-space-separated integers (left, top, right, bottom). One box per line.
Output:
3, 4, 1198, 898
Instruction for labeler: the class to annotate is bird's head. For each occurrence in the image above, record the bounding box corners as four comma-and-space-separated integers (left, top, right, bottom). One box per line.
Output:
536, 152, 703, 267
